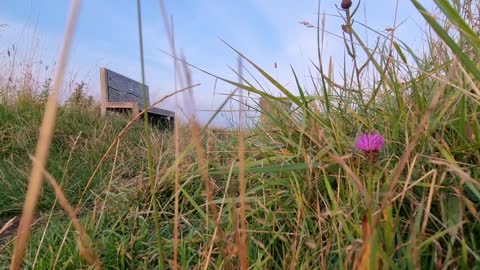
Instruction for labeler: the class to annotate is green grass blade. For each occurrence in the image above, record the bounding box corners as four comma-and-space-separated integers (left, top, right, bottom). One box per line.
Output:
434, 0, 480, 51
411, 0, 480, 82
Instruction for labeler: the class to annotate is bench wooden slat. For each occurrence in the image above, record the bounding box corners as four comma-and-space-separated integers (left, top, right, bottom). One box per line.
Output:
102, 68, 148, 109
106, 70, 149, 110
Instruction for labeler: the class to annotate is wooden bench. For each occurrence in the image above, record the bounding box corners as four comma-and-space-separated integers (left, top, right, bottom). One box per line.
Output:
100, 67, 175, 129
259, 97, 292, 124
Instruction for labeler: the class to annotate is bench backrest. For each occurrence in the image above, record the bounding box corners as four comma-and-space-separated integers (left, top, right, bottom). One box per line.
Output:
100, 68, 150, 110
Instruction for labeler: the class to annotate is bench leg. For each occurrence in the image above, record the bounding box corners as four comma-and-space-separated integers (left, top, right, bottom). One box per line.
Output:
169, 117, 175, 131
131, 103, 139, 118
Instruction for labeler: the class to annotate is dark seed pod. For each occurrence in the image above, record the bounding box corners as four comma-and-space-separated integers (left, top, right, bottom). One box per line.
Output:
341, 0, 352, 9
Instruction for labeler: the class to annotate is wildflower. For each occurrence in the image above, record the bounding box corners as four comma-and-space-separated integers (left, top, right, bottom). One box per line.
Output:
355, 132, 385, 161
341, 0, 352, 9
355, 132, 384, 152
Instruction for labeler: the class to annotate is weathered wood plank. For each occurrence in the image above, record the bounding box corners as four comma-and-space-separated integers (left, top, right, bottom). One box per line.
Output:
104, 68, 149, 110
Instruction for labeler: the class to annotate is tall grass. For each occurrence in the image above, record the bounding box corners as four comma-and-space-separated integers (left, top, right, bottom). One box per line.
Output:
0, 0, 479, 269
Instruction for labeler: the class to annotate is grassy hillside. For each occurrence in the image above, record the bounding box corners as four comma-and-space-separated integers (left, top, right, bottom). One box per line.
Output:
0, 93, 162, 218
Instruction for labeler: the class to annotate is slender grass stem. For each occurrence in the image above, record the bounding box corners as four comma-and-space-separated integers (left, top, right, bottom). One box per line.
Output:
136, 1, 165, 268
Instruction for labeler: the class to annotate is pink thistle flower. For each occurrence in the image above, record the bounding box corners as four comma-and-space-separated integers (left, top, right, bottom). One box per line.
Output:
355, 132, 385, 152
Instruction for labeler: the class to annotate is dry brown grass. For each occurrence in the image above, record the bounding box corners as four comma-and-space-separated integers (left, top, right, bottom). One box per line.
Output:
10, 1, 81, 268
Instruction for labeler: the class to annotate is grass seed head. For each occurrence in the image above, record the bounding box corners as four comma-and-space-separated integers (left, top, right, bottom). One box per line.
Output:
341, 0, 352, 9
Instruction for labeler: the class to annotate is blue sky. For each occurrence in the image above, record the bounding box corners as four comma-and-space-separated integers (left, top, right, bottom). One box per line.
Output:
0, 0, 434, 126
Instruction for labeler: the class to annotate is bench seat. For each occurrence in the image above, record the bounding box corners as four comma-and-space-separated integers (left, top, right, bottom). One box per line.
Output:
148, 107, 175, 118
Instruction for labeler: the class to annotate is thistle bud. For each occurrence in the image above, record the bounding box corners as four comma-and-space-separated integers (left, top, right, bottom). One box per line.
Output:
341, 0, 352, 9
355, 132, 385, 163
